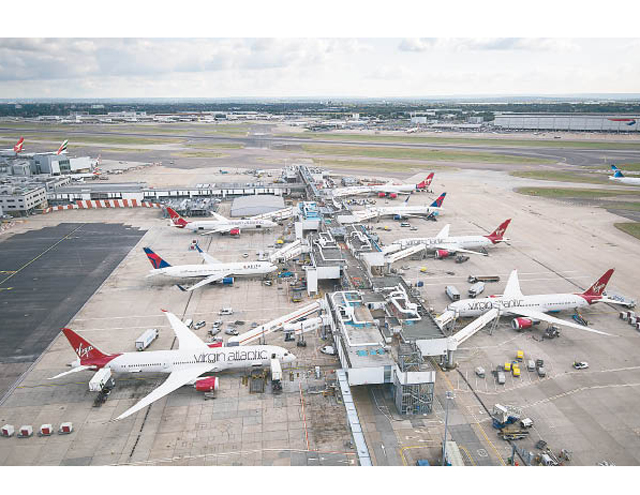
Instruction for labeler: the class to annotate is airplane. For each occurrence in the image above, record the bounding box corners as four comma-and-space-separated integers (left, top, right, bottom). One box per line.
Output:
144, 245, 277, 292
609, 165, 640, 186
0, 137, 24, 157
447, 268, 625, 335
15, 139, 69, 158
349, 193, 446, 223
389, 219, 511, 258
166, 206, 277, 235
331, 174, 434, 199
49, 310, 296, 421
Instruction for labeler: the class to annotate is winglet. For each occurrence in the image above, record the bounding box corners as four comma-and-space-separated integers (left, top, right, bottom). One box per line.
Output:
160, 308, 167, 313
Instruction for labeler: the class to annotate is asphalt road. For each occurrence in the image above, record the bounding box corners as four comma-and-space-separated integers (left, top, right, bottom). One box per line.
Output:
0, 222, 146, 400
3, 126, 640, 167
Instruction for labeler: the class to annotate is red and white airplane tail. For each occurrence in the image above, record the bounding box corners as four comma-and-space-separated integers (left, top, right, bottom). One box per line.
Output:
14, 137, 24, 153
581, 269, 614, 302
62, 328, 110, 362
416, 173, 434, 190
485, 219, 512, 244
166, 207, 190, 228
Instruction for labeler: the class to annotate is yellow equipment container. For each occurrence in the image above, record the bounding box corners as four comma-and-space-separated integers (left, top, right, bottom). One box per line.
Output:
516, 350, 524, 362
512, 366, 521, 377
504, 362, 511, 372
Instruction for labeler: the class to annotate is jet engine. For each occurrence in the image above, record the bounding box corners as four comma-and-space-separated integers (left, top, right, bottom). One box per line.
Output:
435, 249, 451, 259
194, 376, 220, 392
229, 228, 240, 236
389, 193, 398, 199
378, 192, 386, 198
511, 318, 540, 330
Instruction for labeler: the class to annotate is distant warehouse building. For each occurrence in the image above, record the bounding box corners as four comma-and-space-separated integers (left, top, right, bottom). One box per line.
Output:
230, 195, 285, 217
494, 114, 640, 132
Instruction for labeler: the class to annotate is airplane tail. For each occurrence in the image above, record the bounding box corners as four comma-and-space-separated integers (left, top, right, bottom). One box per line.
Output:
582, 269, 614, 298
611, 165, 625, 178
56, 139, 68, 155
416, 173, 434, 189
143, 247, 172, 269
165, 207, 189, 228
62, 328, 110, 361
485, 219, 512, 244
430, 192, 446, 208
14, 137, 24, 153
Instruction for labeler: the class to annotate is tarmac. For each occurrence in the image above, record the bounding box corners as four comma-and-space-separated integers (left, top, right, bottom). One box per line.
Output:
1, 133, 640, 465
0, 222, 147, 402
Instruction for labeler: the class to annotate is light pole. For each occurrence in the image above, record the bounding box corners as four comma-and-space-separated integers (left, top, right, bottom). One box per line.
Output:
442, 391, 455, 466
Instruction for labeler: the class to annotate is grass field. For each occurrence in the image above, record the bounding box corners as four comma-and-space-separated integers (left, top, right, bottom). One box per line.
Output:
516, 187, 640, 199
185, 143, 244, 150
510, 170, 609, 185
614, 222, 640, 240
300, 144, 553, 165
277, 132, 640, 150
170, 151, 228, 158
7, 133, 182, 146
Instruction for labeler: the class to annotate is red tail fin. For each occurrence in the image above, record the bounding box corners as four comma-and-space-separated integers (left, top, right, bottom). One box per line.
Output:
417, 173, 434, 189
166, 207, 189, 228
14, 137, 24, 153
485, 219, 511, 244
62, 328, 109, 361
582, 269, 614, 298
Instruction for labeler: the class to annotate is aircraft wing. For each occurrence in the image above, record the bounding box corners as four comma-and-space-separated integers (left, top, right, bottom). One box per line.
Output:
200, 225, 239, 235
115, 363, 219, 421
194, 243, 220, 264
504, 306, 611, 336
431, 244, 488, 256
48, 365, 93, 380
162, 310, 210, 350
184, 273, 231, 292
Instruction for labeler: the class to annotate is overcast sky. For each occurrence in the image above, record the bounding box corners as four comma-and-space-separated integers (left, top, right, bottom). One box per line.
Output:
1, 38, 639, 99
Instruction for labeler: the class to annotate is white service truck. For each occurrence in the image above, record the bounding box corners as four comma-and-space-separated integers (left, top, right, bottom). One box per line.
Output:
89, 368, 113, 392
136, 328, 159, 351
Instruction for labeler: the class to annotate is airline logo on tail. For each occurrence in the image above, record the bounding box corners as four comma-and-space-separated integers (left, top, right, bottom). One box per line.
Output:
56, 140, 68, 155
416, 173, 434, 189
611, 165, 625, 178
580, 268, 614, 303
166, 207, 189, 228
485, 219, 512, 244
14, 137, 24, 153
144, 247, 171, 269
62, 327, 112, 363
430, 192, 446, 208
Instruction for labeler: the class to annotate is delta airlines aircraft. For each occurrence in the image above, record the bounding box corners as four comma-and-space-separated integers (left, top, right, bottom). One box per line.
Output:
447, 269, 625, 335
0, 137, 24, 156
348, 193, 446, 223
49, 310, 295, 421
166, 207, 277, 235
144, 245, 277, 291
389, 219, 511, 257
609, 165, 640, 186
331, 174, 434, 199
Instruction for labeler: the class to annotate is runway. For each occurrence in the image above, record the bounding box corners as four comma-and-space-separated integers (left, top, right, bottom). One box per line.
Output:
2, 126, 640, 168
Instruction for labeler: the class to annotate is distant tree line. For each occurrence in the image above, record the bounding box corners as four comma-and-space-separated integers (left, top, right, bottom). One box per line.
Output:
0, 101, 639, 119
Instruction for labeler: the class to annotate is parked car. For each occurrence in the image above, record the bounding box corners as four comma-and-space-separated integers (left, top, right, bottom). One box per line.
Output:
320, 345, 336, 356
573, 361, 589, 370
219, 307, 234, 315
194, 320, 206, 330
225, 328, 239, 336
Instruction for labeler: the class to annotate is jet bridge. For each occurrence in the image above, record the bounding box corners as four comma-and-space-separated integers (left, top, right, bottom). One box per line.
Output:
269, 239, 305, 263
228, 300, 325, 346
383, 244, 426, 265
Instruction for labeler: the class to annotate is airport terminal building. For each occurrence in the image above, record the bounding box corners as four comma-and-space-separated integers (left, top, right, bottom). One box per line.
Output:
494, 113, 640, 132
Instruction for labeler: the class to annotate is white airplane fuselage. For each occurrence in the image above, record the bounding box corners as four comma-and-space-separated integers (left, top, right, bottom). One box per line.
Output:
101, 345, 294, 375
147, 262, 277, 284
181, 219, 276, 233
395, 235, 492, 251
448, 293, 591, 318
609, 176, 640, 186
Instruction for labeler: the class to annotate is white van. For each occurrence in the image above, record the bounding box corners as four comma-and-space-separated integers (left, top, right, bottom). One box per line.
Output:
219, 308, 234, 316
